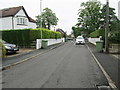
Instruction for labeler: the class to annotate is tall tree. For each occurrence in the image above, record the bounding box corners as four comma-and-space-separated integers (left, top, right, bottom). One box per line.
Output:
100, 5, 119, 32
36, 8, 58, 30
77, 0, 101, 34
72, 26, 84, 38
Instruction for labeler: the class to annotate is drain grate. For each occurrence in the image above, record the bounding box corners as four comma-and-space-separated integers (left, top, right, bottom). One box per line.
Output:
96, 85, 111, 90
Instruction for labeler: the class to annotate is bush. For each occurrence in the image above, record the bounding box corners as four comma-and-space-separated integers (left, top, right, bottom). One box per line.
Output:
89, 29, 105, 39
0, 40, 6, 58
1, 28, 62, 47
109, 31, 120, 44
89, 29, 120, 44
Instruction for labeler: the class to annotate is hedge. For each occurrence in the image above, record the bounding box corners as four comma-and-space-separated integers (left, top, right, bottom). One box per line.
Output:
89, 29, 105, 39
1, 28, 62, 47
109, 31, 120, 43
89, 29, 120, 43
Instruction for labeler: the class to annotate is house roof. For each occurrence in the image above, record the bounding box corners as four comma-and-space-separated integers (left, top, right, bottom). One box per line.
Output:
56, 28, 66, 35
0, 6, 36, 23
56, 28, 66, 37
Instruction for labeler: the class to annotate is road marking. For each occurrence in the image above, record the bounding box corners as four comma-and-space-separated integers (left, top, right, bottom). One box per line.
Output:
86, 44, 118, 90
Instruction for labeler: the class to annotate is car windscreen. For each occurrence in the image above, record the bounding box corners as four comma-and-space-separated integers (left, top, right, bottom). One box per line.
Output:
77, 37, 83, 39
2, 40, 8, 44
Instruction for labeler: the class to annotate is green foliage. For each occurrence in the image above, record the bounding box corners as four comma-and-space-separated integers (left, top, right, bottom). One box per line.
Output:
36, 8, 58, 30
72, 26, 82, 38
100, 5, 119, 32
0, 40, 6, 58
109, 31, 120, 43
90, 29, 120, 43
1, 28, 62, 47
77, 0, 101, 33
75, 0, 119, 40
89, 29, 105, 39
2, 29, 31, 47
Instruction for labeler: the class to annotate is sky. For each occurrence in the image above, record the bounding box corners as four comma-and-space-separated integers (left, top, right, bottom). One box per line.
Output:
0, 0, 119, 34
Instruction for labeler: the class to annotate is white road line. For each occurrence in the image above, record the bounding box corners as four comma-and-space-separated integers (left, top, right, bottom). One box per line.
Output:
86, 44, 118, 90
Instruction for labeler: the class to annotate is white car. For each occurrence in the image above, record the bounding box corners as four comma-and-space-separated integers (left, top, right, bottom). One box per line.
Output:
75, 36, 85, 45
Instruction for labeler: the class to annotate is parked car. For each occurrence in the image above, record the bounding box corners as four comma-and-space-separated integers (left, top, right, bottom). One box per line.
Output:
75, 36, 85, 45
2, 40, 19, 53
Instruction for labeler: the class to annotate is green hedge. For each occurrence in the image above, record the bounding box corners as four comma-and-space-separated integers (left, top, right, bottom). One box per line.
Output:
89, 29, 105, 39
1, 28, 62, 47
89, 29, 120, 43
109, 31, 120, 43
2, 29, 31, 47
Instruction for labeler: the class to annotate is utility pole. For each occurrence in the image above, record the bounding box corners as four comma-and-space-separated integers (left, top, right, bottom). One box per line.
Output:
40, 0, 42, 39
105, 0, 109, 53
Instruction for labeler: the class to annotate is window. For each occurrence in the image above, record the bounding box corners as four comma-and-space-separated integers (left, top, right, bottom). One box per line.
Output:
17, 17, 27, 25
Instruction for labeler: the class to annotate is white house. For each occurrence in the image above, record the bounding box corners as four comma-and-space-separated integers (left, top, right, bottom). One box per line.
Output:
0, 6, 37, 30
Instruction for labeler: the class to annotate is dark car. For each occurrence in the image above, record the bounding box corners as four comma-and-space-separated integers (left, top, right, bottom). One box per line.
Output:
2, 40, 19, 54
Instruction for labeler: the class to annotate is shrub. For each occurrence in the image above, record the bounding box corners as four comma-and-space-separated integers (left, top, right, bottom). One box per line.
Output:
109, 31, 120, 44
1, 28, 62, 47
89, 29, 120, 44
0, 40, 6, 58
89, 29, 105, 39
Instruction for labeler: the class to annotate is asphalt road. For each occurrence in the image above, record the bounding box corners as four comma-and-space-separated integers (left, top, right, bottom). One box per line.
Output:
2, 41, 108, 88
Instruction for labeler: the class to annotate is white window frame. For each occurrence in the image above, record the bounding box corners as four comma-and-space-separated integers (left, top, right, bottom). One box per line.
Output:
17, 17, 27, 25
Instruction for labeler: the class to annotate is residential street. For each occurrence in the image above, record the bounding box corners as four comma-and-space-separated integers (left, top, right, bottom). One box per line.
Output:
2, 41, 108, 88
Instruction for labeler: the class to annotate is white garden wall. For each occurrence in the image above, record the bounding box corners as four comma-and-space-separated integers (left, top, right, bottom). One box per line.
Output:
88, 38, 100, 45
36, 38, 64, 49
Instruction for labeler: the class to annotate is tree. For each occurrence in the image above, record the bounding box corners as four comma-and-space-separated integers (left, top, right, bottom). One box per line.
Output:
72, 26, 84, 38
36, 8, 58, 30
77, 0, 101, 34
100, 5, 119, 32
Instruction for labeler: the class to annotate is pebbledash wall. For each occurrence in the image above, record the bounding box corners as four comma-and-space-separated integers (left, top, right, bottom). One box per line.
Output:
0, 17, 13, 30
0, 9, 36, 30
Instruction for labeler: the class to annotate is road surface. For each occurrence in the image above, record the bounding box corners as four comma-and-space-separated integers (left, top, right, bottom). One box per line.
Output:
2, 41, 108, 88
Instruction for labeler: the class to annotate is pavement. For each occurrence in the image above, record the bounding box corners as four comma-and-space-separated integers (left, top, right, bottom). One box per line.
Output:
5, 48, 35, 58
87, 42, 120, 89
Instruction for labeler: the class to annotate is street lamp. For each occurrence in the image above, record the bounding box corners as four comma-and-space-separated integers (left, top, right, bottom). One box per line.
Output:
105, 0, 109, 53
40, 0, 42, 39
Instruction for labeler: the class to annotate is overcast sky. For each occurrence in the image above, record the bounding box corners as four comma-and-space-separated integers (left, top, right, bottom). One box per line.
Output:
0, 0, 119, 34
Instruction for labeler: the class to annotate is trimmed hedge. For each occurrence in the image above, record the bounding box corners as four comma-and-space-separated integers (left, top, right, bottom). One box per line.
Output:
89, 29, 120, 43
1, 28, 62, 47
2, 29, 31, 47
89, 29, 105, 39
